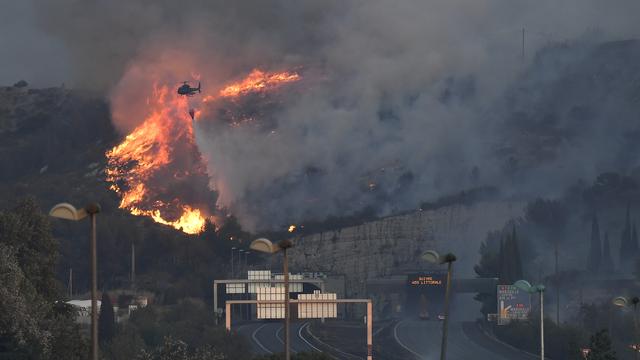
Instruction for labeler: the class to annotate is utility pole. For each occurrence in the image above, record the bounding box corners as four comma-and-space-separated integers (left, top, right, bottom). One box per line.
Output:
68, 268, 73, 298
522, 27, 526, 61
88, 205, 100, 360
555, 240, 560, 324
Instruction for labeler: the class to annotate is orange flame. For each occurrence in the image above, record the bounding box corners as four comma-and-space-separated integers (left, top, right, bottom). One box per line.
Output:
203, 69, 300, 103
106, 69, 300, 234
106, 85, 207, 234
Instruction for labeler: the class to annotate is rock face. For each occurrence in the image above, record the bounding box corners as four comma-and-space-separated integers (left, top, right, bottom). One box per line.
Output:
289, 200, 523, 298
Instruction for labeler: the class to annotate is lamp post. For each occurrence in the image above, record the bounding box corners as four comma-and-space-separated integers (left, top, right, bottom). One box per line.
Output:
613, 296, 640, 359
250, 237, 293, 360
230, 247, 236, 278
422, 250, 456, 360
49, 202, 101, 360
514, 280, 545, 360
244, 251, 250, 320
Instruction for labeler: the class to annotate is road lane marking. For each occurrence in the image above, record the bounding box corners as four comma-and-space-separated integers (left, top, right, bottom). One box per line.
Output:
304, 323, 361, 360
252, 324, 273, 354
298, 322, 323, 353
276, 325, 284, 345
393, 320, 423, 359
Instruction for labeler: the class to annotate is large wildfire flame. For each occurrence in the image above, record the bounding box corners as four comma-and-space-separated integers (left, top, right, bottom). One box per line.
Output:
106, 69, 300, 234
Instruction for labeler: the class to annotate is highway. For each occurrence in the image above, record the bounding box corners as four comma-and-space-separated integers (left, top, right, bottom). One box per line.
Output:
235, 294, 538, 360
236, 321, 321, 356
392, 319, 535, 360
391, 294, 537, 360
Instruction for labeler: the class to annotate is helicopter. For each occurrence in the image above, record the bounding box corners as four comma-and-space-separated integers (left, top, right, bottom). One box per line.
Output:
177, 81, 201, 96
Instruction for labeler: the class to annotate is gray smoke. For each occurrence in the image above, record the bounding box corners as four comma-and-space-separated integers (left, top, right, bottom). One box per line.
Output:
29, 0, 640, 230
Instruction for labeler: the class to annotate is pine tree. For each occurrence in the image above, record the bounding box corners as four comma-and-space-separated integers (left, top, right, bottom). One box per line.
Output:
499, 238, 506, 284
601, 232, 614, 273
510, 227, 523, 282
620, 204, 632, 264
586, 329, 616, 360
498, 227, 523, 284
587, 214, 602, 272
632, 223, 639, 256
98, 292, 115, 344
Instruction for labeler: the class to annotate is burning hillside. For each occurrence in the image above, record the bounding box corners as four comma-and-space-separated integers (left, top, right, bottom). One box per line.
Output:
105, 69, 300, 234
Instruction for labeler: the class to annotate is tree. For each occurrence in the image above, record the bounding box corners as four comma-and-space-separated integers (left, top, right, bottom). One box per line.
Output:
587, 214, 602, 272
633, 223, 639, 256
48, 303, 89, 360
525, 198, 568, 324
499, 227, 523, 285
510, 227, 523, 281
0, 198, 86, 359
99, 292, 116, 344
601, 232, 614, 273
474, 230, 502, 316
136, 336, 227, 360
104, 325, 145, 360
0, 243, 50, 357
619, 204, 635, 268
586, 329, 616, 360
0, 196, 59, 301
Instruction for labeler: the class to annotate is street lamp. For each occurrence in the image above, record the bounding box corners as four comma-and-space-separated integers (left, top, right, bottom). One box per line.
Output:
613, 296, 640, 359
49, 202, 100, 360
250, 237, 293, 360
514, 280, 546, 360
422, 250, 456, 360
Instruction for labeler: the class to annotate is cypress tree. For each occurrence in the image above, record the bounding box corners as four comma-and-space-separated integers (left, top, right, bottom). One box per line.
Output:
499, 238, 506, 284
587, 214, 602, 272
98, 292, 115, 344
510, 227, 523, 282
620, 204, 633, 264
632, 223, 639, 256
498, 228, 523, 284
601, 232, 614, 273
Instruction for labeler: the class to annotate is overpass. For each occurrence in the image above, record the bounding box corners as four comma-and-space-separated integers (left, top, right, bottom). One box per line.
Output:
366, 274, 498, 319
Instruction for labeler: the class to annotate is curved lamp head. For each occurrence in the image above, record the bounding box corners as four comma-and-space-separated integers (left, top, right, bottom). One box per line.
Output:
250, 238, 279, 253
422, 250, 441, 264
49, 203, 88, 221
422, 250, 456, 264
613, 296, 629, 307
514, 280, 533, 293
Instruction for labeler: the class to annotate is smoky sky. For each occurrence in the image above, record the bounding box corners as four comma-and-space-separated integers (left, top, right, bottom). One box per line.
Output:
24, 1, 640, 230
0, 0, 69, 87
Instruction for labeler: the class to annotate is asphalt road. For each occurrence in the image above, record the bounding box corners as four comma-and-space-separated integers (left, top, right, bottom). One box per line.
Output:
389, 293, 539, 360
236, 321, 320, 356
394, 320, 489, 359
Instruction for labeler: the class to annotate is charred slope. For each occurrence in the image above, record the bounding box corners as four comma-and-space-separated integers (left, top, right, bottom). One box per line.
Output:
493, 39, 640, 188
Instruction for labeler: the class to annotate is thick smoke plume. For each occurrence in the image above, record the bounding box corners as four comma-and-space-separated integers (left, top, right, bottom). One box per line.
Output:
32, 1, 640, 230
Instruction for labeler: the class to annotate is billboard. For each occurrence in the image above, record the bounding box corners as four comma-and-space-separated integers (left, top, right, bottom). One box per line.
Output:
248, 270, 271, 293
273, 274, 303, 293
298, 291, 337, 319
497, 285, 531, 325
257, 287, 285, 319
225, 283, 246, 294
